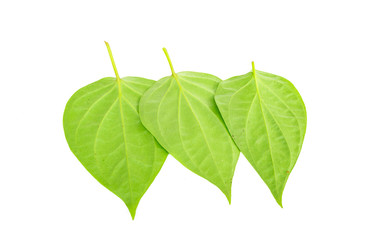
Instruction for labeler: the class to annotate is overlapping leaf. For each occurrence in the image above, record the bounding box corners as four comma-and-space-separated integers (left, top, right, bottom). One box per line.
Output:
139, 49, 239, 202
63, 43, 168, 219
215, 63, 307, 206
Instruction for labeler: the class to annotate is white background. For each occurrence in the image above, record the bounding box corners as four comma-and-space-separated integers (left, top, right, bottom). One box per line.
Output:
1, 0, 374, 239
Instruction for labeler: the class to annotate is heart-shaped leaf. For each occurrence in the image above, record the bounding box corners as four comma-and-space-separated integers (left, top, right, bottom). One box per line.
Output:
63, 42, 168, 219
139, 49, 239, 202
215, 62, 307, 206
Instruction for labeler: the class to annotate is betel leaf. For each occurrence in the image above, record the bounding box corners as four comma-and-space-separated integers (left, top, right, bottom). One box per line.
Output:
215, 62, 307, 207
139, 48, 239, 202
63, 42, 168, 219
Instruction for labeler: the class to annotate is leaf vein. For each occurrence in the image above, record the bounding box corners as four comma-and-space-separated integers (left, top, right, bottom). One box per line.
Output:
181, 91, 227, 188
258, 81, 303, 140
74, 85, 117, 143
121, 81, 143, 95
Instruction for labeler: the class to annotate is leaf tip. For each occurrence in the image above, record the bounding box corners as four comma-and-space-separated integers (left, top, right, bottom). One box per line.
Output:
129, 207, 137, 220
221, 187, 232, 205
276, 196, 283, 208
123, 200, 139, 220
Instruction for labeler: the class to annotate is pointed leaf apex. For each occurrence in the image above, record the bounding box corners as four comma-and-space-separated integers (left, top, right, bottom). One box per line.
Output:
275, 194, 283, 208
127, 204, 137, 220
220, 186, 232, 204
130, 211, 136, 220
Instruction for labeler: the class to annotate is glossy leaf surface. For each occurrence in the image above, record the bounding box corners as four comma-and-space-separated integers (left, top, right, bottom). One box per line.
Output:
63, 43, 168, 219
215, 64, 306, 206
139, 49, 239, 202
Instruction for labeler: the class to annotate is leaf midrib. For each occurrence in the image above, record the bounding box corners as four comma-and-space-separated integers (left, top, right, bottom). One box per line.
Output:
177, 77, 228, 191
117, 79, 133, 203
156, 77, 211, 177
253, 73, 279, 196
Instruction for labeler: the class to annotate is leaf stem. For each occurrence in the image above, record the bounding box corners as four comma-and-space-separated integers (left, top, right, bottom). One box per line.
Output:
252, 61, 256, 78
105, 41, 121, 82
163, 48, 178, 79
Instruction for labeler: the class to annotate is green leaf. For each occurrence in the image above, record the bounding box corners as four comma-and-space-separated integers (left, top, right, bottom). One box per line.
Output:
139, 48, 239, 202
63, 42, 168, 219
215, 62, 307, 207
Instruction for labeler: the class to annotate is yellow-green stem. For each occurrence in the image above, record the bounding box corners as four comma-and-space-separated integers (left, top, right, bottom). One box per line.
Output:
105, 41, 121, 83
252, 61, 256, 78
163, 48, 179, 80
